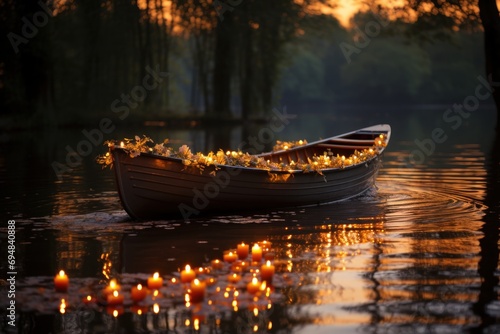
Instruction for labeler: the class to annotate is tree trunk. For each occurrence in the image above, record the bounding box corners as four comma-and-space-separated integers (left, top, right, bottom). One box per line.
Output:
478, 0, 500, 130
212, 16, 235, 118
240, 23, 254, 120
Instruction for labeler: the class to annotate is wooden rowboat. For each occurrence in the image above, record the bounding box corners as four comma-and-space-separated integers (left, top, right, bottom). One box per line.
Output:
110, 124, 391, 220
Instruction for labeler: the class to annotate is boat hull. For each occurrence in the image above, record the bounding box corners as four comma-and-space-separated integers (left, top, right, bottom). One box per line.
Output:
110, 124, 390, 220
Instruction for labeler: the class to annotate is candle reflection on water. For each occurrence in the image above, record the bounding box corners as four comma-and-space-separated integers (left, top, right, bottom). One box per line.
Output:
16, 218, 388, 332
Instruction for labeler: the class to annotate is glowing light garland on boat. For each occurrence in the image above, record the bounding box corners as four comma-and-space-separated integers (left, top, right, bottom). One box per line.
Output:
97, 134, 388, 175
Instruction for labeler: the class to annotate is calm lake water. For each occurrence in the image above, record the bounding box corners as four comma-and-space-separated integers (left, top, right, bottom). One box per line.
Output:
1, 106, 500, 333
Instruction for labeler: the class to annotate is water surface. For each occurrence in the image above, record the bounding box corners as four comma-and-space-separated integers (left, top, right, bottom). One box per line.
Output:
1, 107, 499, 333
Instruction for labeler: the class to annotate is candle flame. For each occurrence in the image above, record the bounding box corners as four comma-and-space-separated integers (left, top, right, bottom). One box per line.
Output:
153, 303, 160, 314
153, 272, 159, 279
137, 284, 142, 290
185, 264, 191, 271
86, 295, 92, 302
193, 278, 200, 286
110, 279, 117, 289
266, 260, 271, 266
113, 290, 119, 297
58, 270, 65, 277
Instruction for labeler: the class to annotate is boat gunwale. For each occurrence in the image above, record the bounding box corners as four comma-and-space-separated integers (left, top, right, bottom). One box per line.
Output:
110, 124, 391, 175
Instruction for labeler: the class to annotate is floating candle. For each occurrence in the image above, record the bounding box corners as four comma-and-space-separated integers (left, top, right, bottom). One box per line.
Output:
247, 277, 261, 294
228, 273, 241, 284
260, 260, 275, 283
103, 279, 121, 296
223, 250, 238, 263
54, 270, 69, 292
147, 272, 163, 290
107, 290, 124, 305
181, 265, 196, 283
252, 244, 262, 262
189, 279, 206, 303
237, 242, 249, 259
131, 284, 147, 303
211, 259, 223, 270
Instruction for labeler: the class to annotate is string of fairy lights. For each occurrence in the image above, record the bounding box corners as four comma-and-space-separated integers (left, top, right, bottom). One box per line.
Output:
97, 134, 388, 175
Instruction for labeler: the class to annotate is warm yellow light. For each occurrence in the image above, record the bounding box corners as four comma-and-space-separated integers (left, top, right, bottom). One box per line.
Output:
59, 299, 66, 314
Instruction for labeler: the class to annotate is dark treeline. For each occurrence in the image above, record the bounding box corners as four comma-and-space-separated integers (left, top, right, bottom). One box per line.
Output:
0, 0, 492, 128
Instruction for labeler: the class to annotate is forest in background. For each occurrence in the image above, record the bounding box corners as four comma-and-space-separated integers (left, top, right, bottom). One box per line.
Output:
0, 0, 495, 128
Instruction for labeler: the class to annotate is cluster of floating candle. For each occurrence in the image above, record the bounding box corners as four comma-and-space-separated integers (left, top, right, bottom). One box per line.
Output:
52, 239, 279, 323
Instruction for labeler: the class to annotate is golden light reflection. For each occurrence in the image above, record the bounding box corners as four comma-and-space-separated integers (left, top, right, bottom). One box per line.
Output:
59, 298, 66, 314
